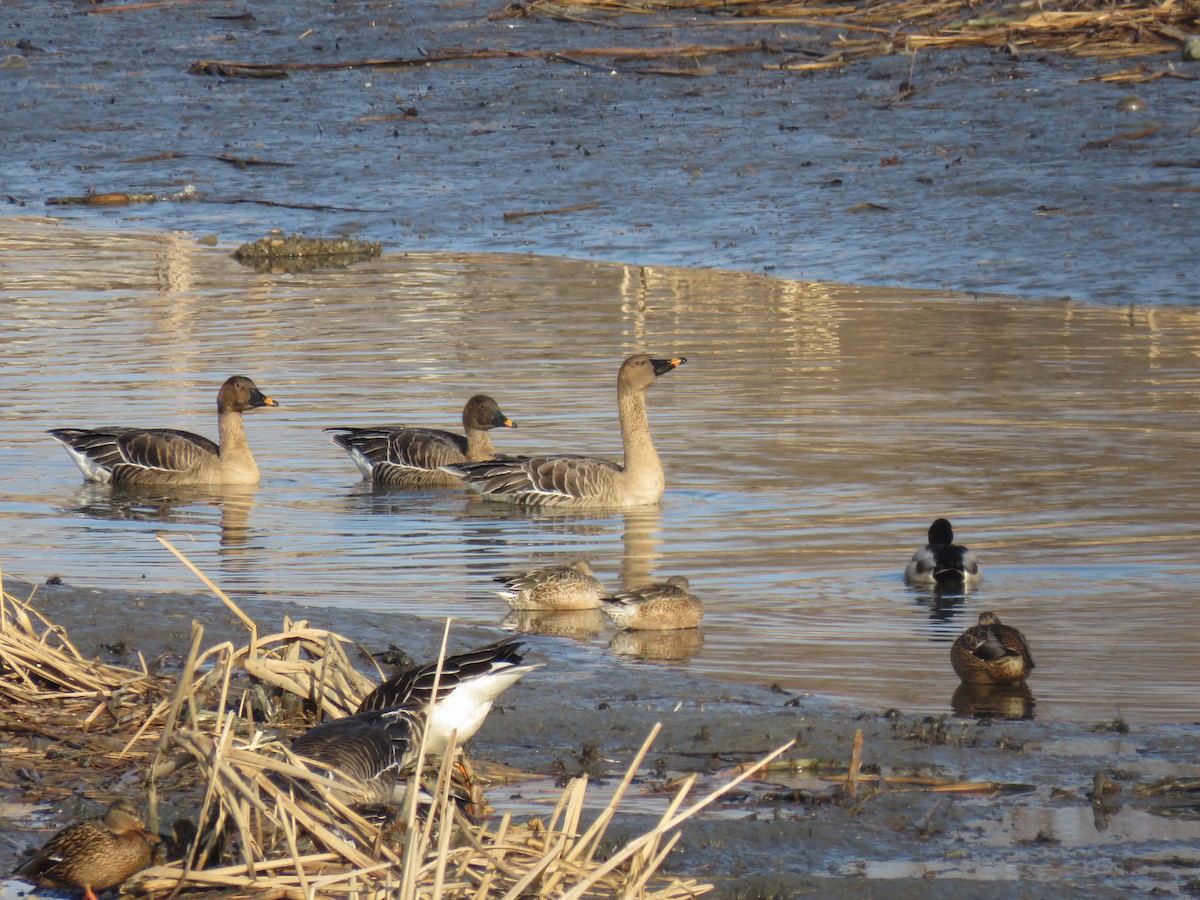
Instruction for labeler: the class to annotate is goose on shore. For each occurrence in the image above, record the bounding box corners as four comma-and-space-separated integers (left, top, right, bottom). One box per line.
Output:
326, 394, 516, 487
48, 375, 278, 486
289, 638, 538, 804
599, 576, 703, 631
15, 799, 158, 900
951, 611, 1035, 684
904, 518, 981, 587
443, 354, 685, 508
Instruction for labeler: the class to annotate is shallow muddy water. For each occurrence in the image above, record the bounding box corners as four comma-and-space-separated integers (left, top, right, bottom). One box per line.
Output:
2, 219, 1199, 725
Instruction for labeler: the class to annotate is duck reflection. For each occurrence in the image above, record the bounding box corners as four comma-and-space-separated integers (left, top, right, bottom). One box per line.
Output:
950, 681, 1036, 720
609, 628, 705, 663
500, 609, 607, 642
906, 584, 970, 626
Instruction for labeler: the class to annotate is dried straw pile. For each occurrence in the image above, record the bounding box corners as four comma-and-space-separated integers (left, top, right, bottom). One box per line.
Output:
1, 550, 791, 899
499, 0, 1200, 76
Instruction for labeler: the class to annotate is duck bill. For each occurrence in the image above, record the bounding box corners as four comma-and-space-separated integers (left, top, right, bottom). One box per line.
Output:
492, 411, 517, 429
250, 388, 279, 408
650, 357, 686, 377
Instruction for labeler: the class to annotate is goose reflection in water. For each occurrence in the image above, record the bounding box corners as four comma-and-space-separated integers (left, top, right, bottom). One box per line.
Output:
951, 681, 1036, 721
65, 483, 257, 549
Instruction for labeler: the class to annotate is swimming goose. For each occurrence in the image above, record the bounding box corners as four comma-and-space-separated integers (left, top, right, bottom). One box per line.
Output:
951, 611, 1035, 684
48, 375, 278, 486
326, 394, 516, 487
443, 354, 685, 508
356, 636, 540, 757
15, 799, 158, 900
904, 518, 981, 587
599, 576, 703, 631
494, 560, 605, 611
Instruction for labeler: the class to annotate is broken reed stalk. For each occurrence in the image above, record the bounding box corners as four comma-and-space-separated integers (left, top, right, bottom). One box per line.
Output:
847, 727, 864, 798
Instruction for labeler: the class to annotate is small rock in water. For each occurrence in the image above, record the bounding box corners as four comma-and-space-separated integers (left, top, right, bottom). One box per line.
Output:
1115, 95, 1145, 112
1182, 35, 1200, 61
0, 54, 29, 69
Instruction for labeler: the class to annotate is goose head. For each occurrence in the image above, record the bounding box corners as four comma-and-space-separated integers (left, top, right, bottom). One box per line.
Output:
463, 394, 516, 431
619, 353, 686, 392
217, 376, 279, 414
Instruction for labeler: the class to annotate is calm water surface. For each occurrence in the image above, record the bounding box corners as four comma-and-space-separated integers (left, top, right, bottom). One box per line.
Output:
2, 218, 1199, 723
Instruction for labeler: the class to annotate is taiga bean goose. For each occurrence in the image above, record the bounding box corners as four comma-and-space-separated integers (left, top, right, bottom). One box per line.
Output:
290, 638, 538, 804
48, 375, 278, 486
904, 518, 981, 587
951, 611, 1035, 685
494, 561, 605, 611
15, 799, 158, 900
443, 354, 685, 508
290, 706, 424, 805
599, 576, 703, 631
356, 637, 540, 757
327, 394, 516, 487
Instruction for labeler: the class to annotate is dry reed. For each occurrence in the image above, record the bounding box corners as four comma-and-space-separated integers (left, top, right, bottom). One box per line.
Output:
497, 0, 1200, 77
1, 551, 795, 898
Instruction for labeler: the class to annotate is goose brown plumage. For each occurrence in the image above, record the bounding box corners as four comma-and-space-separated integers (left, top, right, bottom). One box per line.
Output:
289, 638, 539, 804
950, 611, 1035, 684
443, 354, 685, 508
48, 375, 278, 486
15, 799, 158, 900
599, 576, 703, 631
326, 394, 516, 487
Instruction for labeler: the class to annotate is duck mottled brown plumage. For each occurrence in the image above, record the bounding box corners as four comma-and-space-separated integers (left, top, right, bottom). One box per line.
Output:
599, 576, 704, 631
494, 561, 605, 611
49, 375, 278, 486
326, 394, 516, 487
15, 799, 158, 900
951, 611, 1035, 684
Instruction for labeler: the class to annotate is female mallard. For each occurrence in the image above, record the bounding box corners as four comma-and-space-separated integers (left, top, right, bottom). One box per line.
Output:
443, 354, 685, 509
15, 799, 158, 900
326, 394, 516, 487
49, 375, 278, 486
904, 518, 981, 587
494, 560, 605, 611
599, 576, 703, 631
951, 611, 1035, 684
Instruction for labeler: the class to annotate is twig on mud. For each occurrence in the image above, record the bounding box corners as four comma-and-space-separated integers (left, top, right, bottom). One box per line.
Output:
189, 42, 770, 76
503, 201, 602, 221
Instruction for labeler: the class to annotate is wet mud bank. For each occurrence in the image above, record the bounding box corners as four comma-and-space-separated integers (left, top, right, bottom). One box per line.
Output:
2, 0, 1198, 303
4, 577, 1199, 897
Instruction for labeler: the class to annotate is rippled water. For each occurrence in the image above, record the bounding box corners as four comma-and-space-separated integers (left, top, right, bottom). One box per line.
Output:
2, 218, 1199, 723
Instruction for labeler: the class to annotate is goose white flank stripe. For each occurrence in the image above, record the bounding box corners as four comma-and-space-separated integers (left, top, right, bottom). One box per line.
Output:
326, 394, 516, 487
442, 354, 685, 509
48, 375, 278, 486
